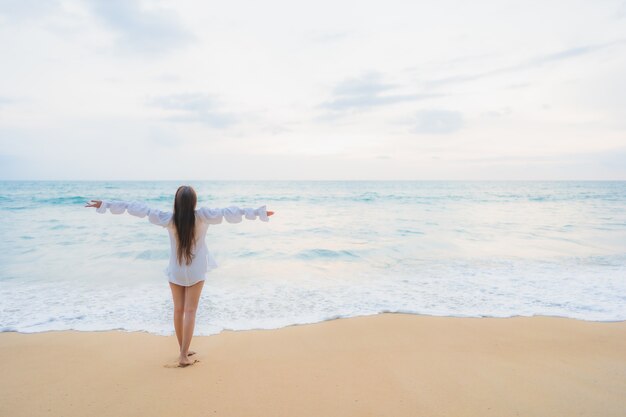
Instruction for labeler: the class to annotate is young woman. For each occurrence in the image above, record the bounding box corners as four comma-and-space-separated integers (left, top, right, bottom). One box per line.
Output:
86, 185, 274, 367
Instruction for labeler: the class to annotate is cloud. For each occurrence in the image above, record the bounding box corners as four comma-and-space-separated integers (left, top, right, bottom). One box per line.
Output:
0, 0, 60, 21
425, 38, 626, 88
617, 2, 626, 19
412, 110, 463, 134
85, 0, 193, 55
147, 93, 238, 129
332, 72, 394, 96
481, 106, 512, 118
320, 72, 442, 112
459, 147, 626, 179
0, 96, 14, 107
591, 147, 626, 170
0, 154, 24, 179
530, 42, 619, 65
308, 31, 349, 44
505, 82, 531, 90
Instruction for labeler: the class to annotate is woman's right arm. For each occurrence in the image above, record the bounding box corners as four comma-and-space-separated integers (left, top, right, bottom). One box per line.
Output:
86, 199, 172, 227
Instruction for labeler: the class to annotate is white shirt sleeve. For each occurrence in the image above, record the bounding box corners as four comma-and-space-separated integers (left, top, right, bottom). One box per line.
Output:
94, 200, 173, 227
196, 205, 269, 225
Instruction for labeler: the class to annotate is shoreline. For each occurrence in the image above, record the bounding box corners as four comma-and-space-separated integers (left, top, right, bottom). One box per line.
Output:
1, 313, 625, 417
3, 311, 625, 337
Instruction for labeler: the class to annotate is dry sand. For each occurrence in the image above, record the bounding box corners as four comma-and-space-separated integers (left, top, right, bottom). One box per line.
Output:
1, 313, 625, 417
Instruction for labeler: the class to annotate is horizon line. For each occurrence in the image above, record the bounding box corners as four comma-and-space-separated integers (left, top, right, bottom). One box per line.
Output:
2, 179, 626, 182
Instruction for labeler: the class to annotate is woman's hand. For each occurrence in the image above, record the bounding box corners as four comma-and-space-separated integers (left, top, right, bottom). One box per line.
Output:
267, 210, 275, 216
85, 200, 102, 209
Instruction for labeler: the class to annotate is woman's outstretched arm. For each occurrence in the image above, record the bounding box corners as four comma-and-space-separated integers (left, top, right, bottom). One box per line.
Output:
85, 199, 173, 227
195, 205, 274, 225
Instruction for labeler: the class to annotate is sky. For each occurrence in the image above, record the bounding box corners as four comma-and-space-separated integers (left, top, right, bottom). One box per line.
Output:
1, 0, 625, 180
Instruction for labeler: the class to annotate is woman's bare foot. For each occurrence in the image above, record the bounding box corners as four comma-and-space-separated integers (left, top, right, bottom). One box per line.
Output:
164, 358, 199, 368
178, 355, 198, 367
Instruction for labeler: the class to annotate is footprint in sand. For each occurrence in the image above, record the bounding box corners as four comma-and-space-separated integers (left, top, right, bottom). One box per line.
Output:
164, 359, 200, 368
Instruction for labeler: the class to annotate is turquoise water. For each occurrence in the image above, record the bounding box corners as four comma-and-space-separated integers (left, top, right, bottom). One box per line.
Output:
1, 180, 625, 335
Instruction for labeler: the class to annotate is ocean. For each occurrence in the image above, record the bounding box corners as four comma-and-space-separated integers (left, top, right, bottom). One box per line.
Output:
1, 180, 625, 335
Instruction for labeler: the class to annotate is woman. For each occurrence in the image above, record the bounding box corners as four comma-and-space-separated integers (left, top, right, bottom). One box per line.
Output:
86, 185, 274, 367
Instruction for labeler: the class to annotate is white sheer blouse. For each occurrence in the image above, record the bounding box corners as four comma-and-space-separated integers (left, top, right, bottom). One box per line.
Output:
96, 200, 269, 286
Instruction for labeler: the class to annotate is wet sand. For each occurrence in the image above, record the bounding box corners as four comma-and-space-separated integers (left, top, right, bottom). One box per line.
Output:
1, 313, 625, 417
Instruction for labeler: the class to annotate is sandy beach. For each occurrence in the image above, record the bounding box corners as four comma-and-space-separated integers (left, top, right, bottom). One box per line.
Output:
1, 313, 625, 417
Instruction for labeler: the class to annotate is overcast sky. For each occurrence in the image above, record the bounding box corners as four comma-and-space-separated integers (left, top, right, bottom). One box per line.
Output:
1, 0, 625, 180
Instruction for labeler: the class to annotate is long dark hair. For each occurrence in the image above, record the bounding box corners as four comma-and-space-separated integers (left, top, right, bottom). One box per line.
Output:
173, 185, 197, 266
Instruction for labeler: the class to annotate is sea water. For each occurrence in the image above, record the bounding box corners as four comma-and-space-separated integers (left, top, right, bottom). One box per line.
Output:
1, 181, 625, 335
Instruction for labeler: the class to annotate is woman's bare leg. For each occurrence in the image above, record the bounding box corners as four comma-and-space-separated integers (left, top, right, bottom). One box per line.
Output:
169, 282, 185, 350
179, 280, 205, 366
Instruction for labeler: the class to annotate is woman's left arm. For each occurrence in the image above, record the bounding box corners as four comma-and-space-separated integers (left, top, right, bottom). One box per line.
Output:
86, 199, 172, 227
196, 205, 274, 224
